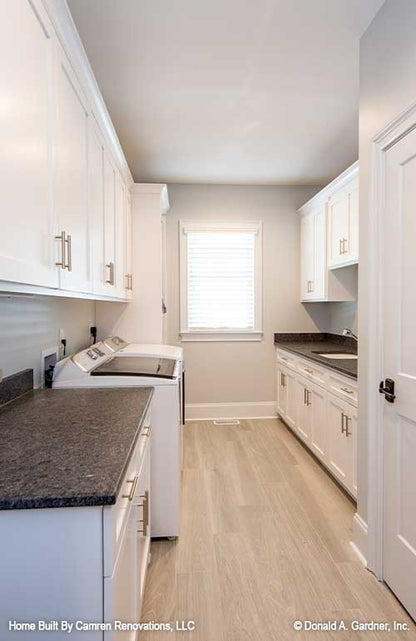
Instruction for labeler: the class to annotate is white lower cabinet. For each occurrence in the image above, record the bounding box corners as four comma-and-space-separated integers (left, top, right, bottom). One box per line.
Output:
0, 417, 152, 641
276, 348, 357, 498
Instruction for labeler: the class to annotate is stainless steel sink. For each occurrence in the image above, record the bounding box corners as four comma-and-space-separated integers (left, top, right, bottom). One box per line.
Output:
312, 351, 358, 360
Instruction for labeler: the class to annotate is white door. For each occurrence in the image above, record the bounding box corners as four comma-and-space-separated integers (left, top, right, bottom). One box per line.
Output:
300, 215, 314, 300
0, 0, 58, 288
382, 127, 416, 620
54, 45, 90, 293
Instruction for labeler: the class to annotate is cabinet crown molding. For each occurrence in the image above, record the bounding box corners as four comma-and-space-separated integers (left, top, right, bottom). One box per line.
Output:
298, 160, 359, 216
131, 183, 170, 214
43, 0, 133, 188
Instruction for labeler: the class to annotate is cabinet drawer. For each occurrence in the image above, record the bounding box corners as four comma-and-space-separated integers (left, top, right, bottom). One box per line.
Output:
297, 358, 326, 387
103, 418, 151, 577
328, 374, 357, 406
276, 348, 297, 371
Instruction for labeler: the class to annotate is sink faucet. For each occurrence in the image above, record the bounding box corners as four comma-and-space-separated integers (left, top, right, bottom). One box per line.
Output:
342, 328, 358, 342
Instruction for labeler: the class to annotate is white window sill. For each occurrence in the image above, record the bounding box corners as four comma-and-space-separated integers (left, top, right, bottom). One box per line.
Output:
180, 331, 264, 342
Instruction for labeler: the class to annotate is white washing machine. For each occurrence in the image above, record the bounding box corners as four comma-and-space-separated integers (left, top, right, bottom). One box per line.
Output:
103, 336, 185, 425
53, 341, 181, 538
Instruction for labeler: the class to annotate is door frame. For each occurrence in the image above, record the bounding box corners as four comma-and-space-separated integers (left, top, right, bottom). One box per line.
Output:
367, 99, 416, 579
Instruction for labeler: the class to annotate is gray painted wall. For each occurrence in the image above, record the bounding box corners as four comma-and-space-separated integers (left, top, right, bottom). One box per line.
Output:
358, 0, 416, 523
0, 296, 95, 388
165, 183, 326, 405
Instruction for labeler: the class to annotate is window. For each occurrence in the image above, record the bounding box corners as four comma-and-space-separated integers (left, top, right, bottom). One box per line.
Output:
179, 220, 263, 341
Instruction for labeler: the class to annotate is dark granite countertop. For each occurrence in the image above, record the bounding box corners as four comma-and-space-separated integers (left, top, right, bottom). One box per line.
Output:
0, 387, 153, 510
274, 333, 357, 380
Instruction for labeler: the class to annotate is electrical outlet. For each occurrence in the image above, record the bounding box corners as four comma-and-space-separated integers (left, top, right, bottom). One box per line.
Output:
41, 347, 59, 388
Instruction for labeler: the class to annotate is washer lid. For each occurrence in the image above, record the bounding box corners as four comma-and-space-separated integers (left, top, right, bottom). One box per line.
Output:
91, 356, 177, 379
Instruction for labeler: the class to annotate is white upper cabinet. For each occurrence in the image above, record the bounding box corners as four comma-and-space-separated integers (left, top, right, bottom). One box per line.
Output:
0, 0, 58, 288
298, 161, 358, 303
53, 45, 90, 293
0, 0, 133, 300
327, 173, 359, 269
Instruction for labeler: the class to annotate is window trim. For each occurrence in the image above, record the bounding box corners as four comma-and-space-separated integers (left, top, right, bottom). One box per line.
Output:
179, 220, 263, 342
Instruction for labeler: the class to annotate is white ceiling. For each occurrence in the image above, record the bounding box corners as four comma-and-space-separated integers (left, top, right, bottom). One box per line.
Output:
68, 0, 384, 185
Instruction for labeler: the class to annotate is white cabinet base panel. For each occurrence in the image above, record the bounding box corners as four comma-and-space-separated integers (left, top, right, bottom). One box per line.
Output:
276, 347, 357, 499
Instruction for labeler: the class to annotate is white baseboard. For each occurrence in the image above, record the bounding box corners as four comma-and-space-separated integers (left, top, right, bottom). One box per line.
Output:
185, 401, 277, 421
350, 512, 368, 567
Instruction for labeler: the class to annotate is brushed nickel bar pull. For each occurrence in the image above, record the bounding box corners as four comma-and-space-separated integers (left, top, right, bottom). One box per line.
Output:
344, 415, 351, 437
65, 234, 72, 271
125, 273, 130, 290
142, 425, 152, 437
341, 412, 346, 433
129, 274, 133, 290
339, 239, 343, 255
304, 388, 307, 405
106, 261, 114, 285
305, 368, 313, 374
55, 231, 66, 268
341, 387, 354, 394
137, 490, 149, 535
122, 475, 138, 501
306, 389, 311, 406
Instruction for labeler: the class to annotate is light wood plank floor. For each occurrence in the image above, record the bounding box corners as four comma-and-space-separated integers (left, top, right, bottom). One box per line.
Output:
141, 418, 416, 640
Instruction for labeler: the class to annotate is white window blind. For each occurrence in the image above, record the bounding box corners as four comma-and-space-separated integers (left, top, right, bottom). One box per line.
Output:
179, 219, 263, 339
187, 231, 255, 330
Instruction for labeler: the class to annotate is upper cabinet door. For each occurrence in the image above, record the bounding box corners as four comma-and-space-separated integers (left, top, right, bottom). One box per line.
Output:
54, 45, 91, 293
88, 119, 107, 296
327, 177, 359, 269
300, 215, 315, 300
125, 192, 133, 299
114, 173, 127, 298
103, 152, 116, 294
0, 0, 58, 288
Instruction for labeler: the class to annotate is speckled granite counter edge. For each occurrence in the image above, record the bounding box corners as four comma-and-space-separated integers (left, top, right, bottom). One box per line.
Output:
274, 333, 357, 380
0, 388, 154, 511
0, 369, 33, 408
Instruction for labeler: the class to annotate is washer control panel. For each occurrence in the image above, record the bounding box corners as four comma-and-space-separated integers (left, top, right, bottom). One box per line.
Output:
103, 336, 129, 353
72, 342, 111, 373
